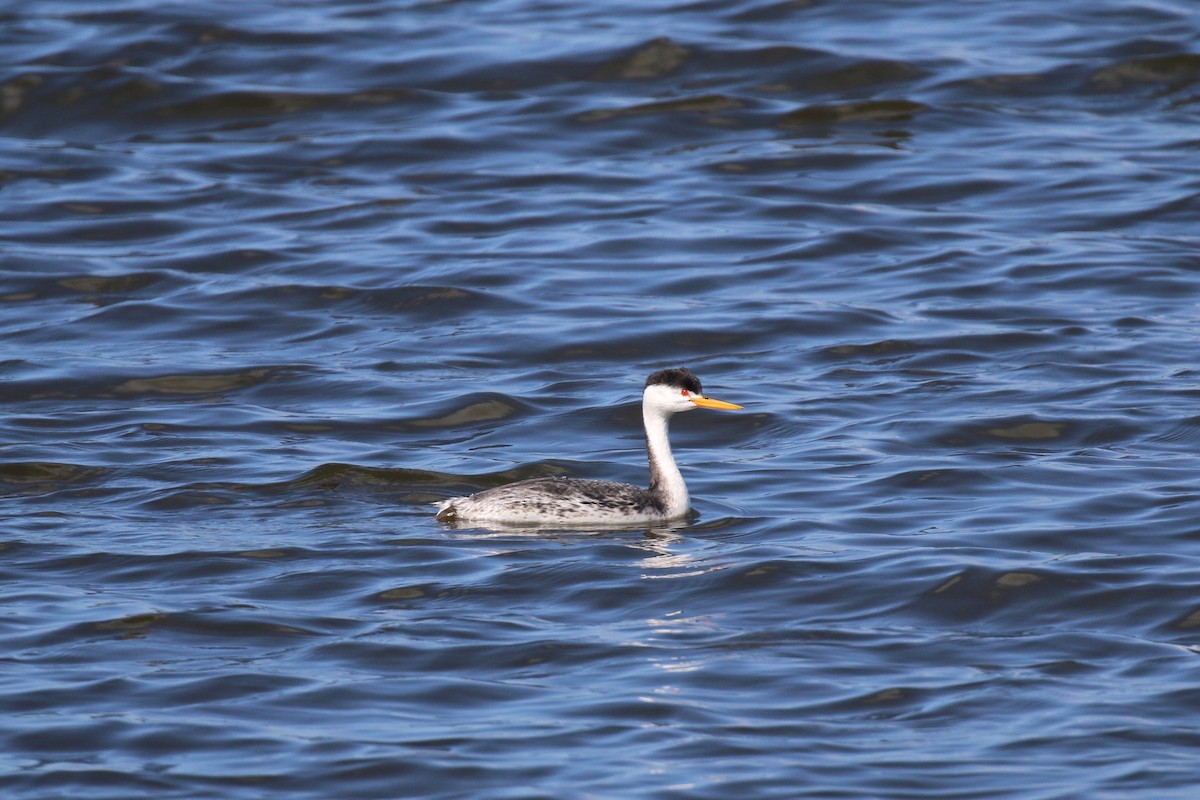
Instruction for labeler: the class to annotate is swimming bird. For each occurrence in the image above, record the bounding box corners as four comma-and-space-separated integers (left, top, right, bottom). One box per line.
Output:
436, 367, 742, 526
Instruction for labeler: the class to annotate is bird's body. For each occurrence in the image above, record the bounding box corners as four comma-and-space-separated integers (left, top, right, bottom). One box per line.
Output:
436, 368, 742, 526
438, 477, 669, 525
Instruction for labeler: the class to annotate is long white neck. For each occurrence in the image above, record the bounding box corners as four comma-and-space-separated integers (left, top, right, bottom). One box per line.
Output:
644, 404, 688, 517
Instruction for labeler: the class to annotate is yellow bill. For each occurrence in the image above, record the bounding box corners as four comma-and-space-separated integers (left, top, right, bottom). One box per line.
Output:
690, 395, 743, 410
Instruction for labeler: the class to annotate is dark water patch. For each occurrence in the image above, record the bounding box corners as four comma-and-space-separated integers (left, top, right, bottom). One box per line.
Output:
928, 415, 1146, 451
800, 58, 927, 93
872, 174, 1020, 208
576, 93, 745, 123
915, 566, 1085, 626
138, 461, 534, 513
110, 366, 308, 398
55, 271, 168, 296
0, 162, 112, 192
869, 466, 997, 494
146, 670, 317, 709
292, 463, 464, 491
820, 333, 1027, 364
778, 98, 927, 129
591, 37, 691, 81
1085, 53, 1200, 95
42, 547, 316, 587
213, 282, 517, 321
158, 90, 336, 121
937, 66, 1085, 100
915, 557, 1200, 640
291, 463, 480, 507
388, 392, 531, 433
0, 462, 109, 497
712, 147, 898, 177
932, 49, 1200, 107
588, 40, 927, 100
12, 600, 343, 654
533, 326, 773, 366
237, 567, 371, 604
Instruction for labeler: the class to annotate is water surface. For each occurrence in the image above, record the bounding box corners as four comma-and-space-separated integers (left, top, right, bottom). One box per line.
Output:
3, 1, 1200, 797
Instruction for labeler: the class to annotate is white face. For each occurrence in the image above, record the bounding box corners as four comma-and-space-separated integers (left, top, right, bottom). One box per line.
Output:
643, 383, 700, 414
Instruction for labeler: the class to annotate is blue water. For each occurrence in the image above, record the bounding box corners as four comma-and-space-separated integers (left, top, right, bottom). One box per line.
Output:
3, 1, 1200, 797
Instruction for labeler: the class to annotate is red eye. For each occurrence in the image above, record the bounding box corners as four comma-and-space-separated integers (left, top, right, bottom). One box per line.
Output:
681, 390, 690, 397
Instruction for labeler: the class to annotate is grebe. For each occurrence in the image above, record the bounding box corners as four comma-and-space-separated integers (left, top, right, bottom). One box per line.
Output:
435, 368, 742, 526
